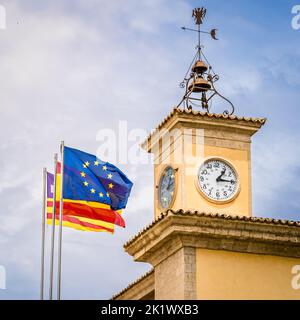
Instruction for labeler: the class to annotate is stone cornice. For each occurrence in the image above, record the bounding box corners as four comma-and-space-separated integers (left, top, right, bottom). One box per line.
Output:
124, 210, 300, 266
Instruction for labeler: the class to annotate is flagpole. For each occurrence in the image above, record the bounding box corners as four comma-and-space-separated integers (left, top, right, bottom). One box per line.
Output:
57, 141, 65, 300
49, 153, 58, 300
40, 167, 47, 300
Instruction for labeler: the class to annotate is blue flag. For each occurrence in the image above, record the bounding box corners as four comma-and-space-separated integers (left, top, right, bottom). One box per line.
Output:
63, 146, 133, 211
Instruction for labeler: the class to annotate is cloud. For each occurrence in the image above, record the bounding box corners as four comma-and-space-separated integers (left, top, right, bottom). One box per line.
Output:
0, 0, 189, 299
0, 0, 299, 299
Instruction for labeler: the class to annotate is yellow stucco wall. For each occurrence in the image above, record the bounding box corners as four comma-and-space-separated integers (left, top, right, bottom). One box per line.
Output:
196, 249, 300, 300
154, 139, 252, 218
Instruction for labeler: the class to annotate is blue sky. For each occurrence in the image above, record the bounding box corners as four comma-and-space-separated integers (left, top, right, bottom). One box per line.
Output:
0, 0, 299, 299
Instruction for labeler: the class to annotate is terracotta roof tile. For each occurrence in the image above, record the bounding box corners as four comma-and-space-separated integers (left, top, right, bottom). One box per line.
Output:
124, 209, 300, 248
116, 210, 299, 299
144, 108, 267, 144
111, 268, 154, 300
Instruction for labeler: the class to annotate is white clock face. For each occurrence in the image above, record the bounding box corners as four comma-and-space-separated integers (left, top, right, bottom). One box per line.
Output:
197, 159, 239, 202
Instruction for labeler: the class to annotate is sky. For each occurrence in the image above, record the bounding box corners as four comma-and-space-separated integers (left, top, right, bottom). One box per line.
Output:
0, 0, 299, 299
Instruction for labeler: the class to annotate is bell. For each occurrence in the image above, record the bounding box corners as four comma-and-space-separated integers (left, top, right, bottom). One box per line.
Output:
188, 77, 211, 92
192, 60, 208, 74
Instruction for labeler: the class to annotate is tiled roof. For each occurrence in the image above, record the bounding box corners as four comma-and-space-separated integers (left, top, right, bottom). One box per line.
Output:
144, 108, 266, 144
117, 210, 300, 298
111, 268, 154, 300
124, 209, 300, 248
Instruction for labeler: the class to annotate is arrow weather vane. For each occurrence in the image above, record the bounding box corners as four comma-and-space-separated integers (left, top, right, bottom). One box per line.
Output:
177, 7, 235, 116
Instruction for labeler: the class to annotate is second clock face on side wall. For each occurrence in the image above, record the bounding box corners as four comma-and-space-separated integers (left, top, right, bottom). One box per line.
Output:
197, 158, 239, 203
159, 166, 176, 209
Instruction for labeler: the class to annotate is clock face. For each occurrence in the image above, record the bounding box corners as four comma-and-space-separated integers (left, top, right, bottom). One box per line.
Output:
159, 166, 176, 209
197, 158, 239, 202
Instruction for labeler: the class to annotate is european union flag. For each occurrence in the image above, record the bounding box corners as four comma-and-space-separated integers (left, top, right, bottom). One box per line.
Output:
63, 146, 133, 211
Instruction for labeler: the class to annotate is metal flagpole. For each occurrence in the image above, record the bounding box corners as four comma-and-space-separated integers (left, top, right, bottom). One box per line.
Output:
49, 153, 58, 300
57, 141, 65, 300
40, 167, 47, 300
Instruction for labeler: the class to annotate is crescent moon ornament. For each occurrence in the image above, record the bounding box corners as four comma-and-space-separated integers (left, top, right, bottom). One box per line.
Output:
210, 29, 218, 40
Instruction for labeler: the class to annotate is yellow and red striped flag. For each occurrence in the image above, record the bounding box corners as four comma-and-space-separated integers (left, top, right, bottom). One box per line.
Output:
46, 164, 122, 233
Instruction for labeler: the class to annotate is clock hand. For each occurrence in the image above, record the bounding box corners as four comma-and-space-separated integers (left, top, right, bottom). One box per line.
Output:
218, 178, 235, 184
216, 168, 226, 182
166, 177, 171, 190
167, 182, 174, 191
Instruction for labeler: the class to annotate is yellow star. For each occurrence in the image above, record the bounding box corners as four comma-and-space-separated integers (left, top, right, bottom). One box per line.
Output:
106, 192, 110, 197
80, 172, 86, 177
99, 192, 104, 197
107, 173, 113, 179
90, 188, 95, 194
83, 181, 88, 186
108, 183, 114, 189
94, 160, 99, 166
85, 161, 90, 167
103, 165, 107, 171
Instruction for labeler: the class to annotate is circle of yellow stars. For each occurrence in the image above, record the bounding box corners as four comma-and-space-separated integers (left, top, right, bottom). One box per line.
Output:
80, 160, 114, 200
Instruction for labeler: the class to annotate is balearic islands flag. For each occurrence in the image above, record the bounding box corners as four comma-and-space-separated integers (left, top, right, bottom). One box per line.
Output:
46, 146, 133, 233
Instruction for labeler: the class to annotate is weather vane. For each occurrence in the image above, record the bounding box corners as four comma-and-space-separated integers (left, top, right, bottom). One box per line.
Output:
177, 7, 234, 116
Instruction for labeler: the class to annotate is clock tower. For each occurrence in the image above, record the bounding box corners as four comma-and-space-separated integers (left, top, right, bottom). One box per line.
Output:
141, 6, 265, 219
113, 7, 300, 301
142, 108, 265, 218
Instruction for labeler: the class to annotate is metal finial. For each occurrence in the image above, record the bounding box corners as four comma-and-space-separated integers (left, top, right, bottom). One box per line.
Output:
177, 7, 235, 116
